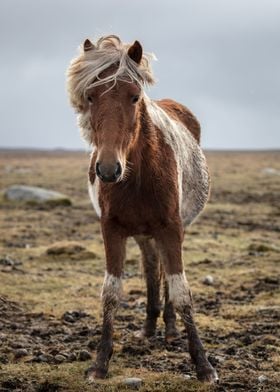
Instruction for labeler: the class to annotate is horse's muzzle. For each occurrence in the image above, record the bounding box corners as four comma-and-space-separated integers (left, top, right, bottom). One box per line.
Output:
96, 161, 122, 183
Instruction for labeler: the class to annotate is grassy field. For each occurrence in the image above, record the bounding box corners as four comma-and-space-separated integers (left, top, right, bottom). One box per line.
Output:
0, 150, 279, 391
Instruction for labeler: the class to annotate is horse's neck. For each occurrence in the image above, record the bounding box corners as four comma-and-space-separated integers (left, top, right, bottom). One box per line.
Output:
129, 99, 159, 172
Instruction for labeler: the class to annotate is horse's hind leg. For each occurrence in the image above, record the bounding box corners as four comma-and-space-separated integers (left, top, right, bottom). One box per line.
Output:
134, 236, 161, 337
163, 275, 179, 342
156, 224, 218, 383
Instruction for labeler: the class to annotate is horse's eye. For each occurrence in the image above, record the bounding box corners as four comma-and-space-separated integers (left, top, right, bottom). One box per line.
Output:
131, 95, 140, 104
87, 95, 93, 104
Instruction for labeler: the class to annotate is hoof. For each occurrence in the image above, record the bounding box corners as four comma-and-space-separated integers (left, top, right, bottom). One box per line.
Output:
196, 364, 219, 384
85, 365, 107, 381
165, 328, 180, 344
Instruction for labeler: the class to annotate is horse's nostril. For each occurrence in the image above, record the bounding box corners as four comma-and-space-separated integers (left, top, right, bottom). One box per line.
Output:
115, 162, 122, 178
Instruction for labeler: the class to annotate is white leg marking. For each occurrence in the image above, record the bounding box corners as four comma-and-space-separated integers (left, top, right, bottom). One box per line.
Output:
167, 272, 191, 309
101, 272, 122, 302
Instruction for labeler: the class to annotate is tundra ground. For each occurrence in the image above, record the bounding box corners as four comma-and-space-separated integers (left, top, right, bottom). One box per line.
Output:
0, 150, 279, 391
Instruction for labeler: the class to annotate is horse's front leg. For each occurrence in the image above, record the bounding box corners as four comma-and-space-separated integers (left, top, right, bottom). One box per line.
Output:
156, 224, 218, 383
86, 220, 126, 381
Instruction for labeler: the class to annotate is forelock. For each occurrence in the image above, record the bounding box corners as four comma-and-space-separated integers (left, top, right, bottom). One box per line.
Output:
66, 34, 156, 111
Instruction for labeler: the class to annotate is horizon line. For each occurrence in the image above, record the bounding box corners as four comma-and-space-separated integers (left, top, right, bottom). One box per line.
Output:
0, 147, 279, 153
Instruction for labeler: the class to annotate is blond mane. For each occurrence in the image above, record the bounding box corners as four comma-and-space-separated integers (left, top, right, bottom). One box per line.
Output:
67, 35, 156, 112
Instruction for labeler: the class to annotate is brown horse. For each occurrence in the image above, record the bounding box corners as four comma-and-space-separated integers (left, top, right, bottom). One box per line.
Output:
67, 35, 218, 383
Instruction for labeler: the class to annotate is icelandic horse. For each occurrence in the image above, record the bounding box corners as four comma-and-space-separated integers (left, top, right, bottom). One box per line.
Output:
67, 35, 218, 383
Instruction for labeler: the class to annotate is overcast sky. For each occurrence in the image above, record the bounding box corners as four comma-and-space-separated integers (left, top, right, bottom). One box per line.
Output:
0, 0, 279, 150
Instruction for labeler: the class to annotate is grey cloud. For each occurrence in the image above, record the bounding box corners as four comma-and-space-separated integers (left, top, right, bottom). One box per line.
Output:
0, 0, 279, 149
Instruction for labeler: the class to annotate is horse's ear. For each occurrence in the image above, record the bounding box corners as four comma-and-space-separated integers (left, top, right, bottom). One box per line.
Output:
83, 39, 95, 52
128, 40, 142, 64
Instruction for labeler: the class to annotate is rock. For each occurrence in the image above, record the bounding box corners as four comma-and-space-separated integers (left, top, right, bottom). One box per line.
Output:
4, 185, 71, 206
54, 354, 66, 363
68, 352, 77, 362
0, 256, 22, 267
258, 375, 268, 383
36, 354, 53, 363
14, 348, 28, 358
202, 275, 214, 286
78, 350, 92, 361
0, 354, 9, 364
183, 374, 191, 380
208, 354, 225, 365
62, 310, 88, 323
261, 167, 280, 176
122, 378, 143, 389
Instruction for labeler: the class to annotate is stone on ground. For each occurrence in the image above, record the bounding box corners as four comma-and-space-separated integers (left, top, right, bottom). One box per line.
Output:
4, 185, 71, 206
122, 378, 143, 389
78, 350, 91, 361
202, 275, 214, 285
261, 167, 280, 176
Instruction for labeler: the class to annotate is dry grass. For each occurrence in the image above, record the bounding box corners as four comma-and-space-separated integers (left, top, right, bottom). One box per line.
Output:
0, 150, 279, 391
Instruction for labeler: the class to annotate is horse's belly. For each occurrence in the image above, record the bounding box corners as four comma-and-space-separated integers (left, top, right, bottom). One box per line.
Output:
174, 128, 210, 226
160, 125, 210, 226
180, 152, 210, 226
146, 99, 210, 227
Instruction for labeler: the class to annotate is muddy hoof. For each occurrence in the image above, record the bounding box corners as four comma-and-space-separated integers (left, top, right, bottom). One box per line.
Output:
196, 364, 219, 384
165, 327, 180, 343
85, 365, 107, 381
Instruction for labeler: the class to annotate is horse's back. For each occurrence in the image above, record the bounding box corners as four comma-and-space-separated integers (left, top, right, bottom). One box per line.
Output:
148, 98, 209, 227
156, 99, 201, 144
